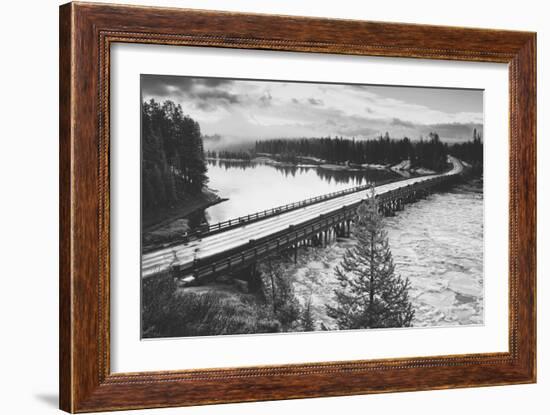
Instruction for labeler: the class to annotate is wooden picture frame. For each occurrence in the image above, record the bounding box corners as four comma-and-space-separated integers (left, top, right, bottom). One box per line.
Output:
59, 2, 536, 412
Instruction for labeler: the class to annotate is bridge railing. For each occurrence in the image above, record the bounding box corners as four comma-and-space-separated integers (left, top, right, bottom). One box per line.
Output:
151, 171, 461, 280
377, 174, 449, 202
184, 203, 359, 280
184, 174, 459, 279
184, 182, 375, 239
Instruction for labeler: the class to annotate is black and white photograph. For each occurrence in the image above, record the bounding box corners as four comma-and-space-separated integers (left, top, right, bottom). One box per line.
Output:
140, 75, 484, 339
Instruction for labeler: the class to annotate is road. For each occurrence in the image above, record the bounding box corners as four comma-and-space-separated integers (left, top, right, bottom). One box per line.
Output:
142, 156, 463, 277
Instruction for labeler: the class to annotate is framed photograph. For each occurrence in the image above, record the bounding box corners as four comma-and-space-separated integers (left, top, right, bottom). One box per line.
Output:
59, 2, 536, 412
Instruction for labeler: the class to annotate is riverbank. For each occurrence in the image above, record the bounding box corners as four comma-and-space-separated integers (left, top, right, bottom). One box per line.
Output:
142, 188, 226, 251
390, 159, 436, 177
208, 154, 440, 178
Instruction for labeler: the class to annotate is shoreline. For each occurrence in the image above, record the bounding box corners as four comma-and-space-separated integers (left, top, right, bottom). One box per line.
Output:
207, 155, 441, 177
143, 187, 225, 233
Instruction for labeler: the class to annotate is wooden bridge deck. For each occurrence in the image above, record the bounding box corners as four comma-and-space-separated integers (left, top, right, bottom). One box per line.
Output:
142, 157, 464, 279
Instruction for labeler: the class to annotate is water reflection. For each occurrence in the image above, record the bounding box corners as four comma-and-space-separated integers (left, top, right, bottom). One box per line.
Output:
203, 159, 398, 224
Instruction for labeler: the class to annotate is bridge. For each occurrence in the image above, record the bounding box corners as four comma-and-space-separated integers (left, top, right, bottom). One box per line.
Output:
142, 156, 464, 283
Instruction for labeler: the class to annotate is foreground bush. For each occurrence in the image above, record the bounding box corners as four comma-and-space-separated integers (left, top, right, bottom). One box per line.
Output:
258, 259, 302, 331
142, 274, 281, 338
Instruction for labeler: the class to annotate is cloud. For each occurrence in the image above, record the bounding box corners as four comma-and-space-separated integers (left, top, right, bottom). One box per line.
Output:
335, 126, 378, 137
195, 101, 216, 112
141, 76, 193, 97
141, 75, 234, 98
201, 78, 233, 88
307, 98, 324, 106
391, 118, 415, 128
141, 75, 483, 143
194, 90, 240, 104
259, 91, 273, 106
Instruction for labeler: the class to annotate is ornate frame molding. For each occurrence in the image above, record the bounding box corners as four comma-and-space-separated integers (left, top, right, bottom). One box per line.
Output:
60, 2, 536, 412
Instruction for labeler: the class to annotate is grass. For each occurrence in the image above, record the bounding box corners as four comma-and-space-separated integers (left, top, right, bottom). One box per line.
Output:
142, 271, 281, 338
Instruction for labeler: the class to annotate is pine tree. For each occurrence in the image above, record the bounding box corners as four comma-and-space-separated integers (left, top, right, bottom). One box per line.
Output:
326, 189, 415, 329
259, 259, 301, 330
141, 99, 209, 217
301, 296, 316, 332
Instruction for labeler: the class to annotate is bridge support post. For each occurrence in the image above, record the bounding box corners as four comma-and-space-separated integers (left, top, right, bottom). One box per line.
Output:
314, 233, 321, 247
246, 262, 262, 293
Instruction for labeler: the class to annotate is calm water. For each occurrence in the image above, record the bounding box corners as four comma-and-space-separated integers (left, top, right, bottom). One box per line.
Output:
203, 160, 398, 224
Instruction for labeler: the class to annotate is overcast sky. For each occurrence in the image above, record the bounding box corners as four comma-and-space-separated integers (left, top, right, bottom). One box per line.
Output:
141, 75, 483, 143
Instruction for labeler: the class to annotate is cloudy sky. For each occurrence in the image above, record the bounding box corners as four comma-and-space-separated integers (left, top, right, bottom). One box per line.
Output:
141, 75, 483, 143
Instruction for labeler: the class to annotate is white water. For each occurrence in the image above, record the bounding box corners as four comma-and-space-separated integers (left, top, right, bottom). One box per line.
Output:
289, 184, 484, 329
385, 185, 483, 326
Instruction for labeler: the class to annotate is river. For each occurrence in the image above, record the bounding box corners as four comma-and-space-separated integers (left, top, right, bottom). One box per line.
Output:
204, 159, 399, 224
202, 160, 483, 328
384, 183, 484, 327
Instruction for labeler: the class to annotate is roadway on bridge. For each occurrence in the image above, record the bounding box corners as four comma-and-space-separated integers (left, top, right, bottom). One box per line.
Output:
142, 157, 463, 277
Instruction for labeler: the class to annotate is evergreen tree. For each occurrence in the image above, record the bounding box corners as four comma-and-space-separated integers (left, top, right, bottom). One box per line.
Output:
259, 259, 301, 330
326, 189, 414, 329
254, 135, 461, 171
448, 128, 483, 175
141, 99, 209, 217
301, 296, 316, 332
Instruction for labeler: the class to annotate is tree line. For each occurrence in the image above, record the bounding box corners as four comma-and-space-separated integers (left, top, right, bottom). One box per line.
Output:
142, 99, 208, 215
205, 149, 252, 160
253, 131, 482, 173
448, 128, 483, 174
254, 133, 448, 171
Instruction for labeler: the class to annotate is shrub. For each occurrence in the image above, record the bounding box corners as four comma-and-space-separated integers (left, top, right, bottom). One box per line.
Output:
258, 259, 302, 331
142, 273, 281, 338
